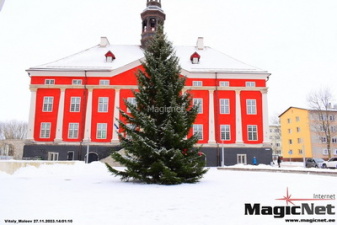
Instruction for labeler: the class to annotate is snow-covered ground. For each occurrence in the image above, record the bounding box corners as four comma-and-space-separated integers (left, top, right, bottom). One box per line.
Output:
0, 162, 336, 225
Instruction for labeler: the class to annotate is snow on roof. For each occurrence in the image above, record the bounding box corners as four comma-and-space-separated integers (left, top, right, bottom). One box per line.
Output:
28, 42, 268, 74
175, 46, 266, 73
29, 45, 145, 71
143, 5, 164, 13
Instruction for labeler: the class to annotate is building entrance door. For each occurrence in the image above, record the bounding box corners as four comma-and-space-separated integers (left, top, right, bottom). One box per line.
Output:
48, 152, 59, 161
237, 154, 247, 164
67, 151, 74, 160
88, 153, 98, 163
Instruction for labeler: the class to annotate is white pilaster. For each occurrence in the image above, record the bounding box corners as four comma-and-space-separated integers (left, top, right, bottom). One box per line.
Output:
54, 88, 65, 142
235, 90, 243, 143
112, 89, 120, 142
26, 88, 37, 141
83, 88, 93, 142
261, 89, 270, 145
208, 90, 216, 144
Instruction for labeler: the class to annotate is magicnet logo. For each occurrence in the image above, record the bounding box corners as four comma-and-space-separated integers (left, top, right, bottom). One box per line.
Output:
244, 188, 336, 219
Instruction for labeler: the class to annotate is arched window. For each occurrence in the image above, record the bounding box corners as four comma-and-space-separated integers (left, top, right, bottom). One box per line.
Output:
142, 19, 147, 32
150, 18, 156, 30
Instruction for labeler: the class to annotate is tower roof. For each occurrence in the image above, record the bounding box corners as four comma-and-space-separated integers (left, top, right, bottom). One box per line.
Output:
147, 0, 161, 7
143, 0, 163, 13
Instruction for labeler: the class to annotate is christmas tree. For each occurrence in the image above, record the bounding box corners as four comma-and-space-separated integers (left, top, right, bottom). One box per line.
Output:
106, 26, 208, 185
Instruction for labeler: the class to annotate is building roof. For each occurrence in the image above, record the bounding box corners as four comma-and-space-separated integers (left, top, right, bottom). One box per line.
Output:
279, 106, 337, 118
28, 44, 145, 72
176, 45, 266, 74
278, 107, 308, 118
143, 5, 164, 13
27, 38, 269, 75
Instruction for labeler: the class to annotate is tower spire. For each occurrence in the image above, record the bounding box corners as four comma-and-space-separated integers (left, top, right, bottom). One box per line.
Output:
140, 0, 166, 49
147, 0, 161, 7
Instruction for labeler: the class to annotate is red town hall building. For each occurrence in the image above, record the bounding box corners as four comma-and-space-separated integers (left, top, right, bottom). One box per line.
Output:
24, 0, 272, 166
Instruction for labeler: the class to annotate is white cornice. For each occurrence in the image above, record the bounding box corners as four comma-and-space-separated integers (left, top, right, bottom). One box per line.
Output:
30, 84, 268, 93
28, 68, 270, 81
181, 69, 271, 80
27, 59, 143, 77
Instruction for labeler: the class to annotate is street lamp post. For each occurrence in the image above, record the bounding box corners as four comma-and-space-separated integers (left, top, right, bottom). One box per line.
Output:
221, 140, 224, 167
86, 144, 89, 164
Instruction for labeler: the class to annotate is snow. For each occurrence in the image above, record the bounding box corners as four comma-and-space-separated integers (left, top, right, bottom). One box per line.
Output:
175, 46, 266, 73
28, 42, 268, 74
0, 161, 336, 225
29, 45, 145, 71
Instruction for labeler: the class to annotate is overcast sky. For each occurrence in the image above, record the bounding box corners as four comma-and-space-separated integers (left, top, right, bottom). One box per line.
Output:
1, 0, 337, 122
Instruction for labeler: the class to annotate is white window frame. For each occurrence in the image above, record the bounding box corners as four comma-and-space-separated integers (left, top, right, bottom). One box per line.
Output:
193, 98, 203, 114
237, 154, 247, 164
319, 125, 325, 132
219, 81, 229, 87
127, 97, 137, 113
246, 81, 256, 87
334, 149, 337, 155
193, 124, 203, 140
319, 115, 328, 121
220, 125, 231, 141
99, 80, 110, 85
43, 97, 54, 112
98, 97, 109, 112
68, 123, 79, 139
125, 123, 137, 139
192, 58, 199, 64
322, 149, 329, 156
192, 81, 203, 87
40, 122, 51, 138
45, 79, 55, 85
48, 152, 59, 161
246, 99, 257, 115
247, 125, 258, 141
320, 137, 327, 143
72, 79, 82, 85
220, 99, 230, 114
70, 97, 81, 112
97, 123, 107, 139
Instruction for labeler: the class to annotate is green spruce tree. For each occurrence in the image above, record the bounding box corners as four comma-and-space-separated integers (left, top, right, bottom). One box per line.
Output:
106, 26, 208, 185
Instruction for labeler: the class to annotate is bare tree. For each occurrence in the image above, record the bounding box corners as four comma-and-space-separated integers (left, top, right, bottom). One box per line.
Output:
307, 88, 336, 158
270, 113, 281, 156
270, 113, 281, 125
0, 120, 28, 140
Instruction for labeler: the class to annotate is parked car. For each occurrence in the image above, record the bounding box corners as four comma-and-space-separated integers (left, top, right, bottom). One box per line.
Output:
305, 158, 324, 168
322, 157, 337, 169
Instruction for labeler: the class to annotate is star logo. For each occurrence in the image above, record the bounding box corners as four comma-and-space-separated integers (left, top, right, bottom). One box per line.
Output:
276, 188, 331, 205
276, 187, 296, 205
